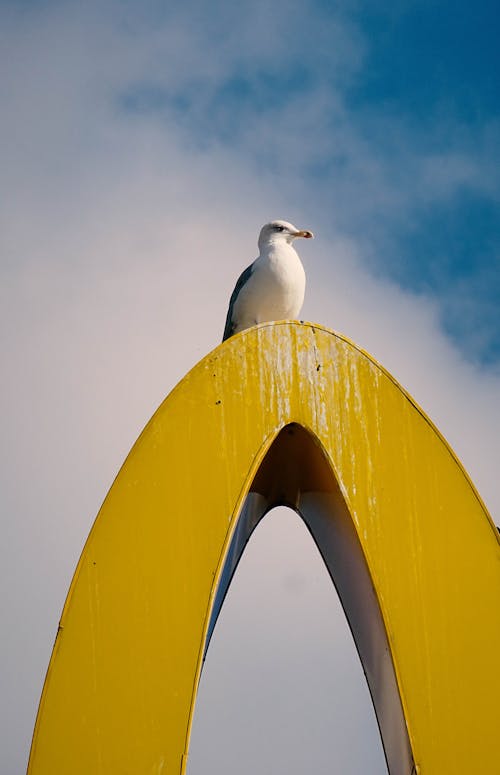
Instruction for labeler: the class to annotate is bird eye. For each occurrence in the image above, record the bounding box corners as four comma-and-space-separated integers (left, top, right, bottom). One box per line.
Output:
274, 225, 285, 232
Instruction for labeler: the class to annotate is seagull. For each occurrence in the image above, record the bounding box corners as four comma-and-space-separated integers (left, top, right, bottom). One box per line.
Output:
222, 220, 314, 341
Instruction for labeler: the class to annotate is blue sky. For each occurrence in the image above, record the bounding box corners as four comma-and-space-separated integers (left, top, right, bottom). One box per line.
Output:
349, 1, 499, 120
1, 1, 499, 773
114, 0, 500, 364
347, 0, 500, 363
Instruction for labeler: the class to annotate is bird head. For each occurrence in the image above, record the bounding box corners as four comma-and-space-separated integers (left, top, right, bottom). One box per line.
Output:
258, 220, 314, 251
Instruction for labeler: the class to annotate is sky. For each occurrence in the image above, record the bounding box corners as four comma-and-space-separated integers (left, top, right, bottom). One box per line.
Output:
1, 0, 499, 772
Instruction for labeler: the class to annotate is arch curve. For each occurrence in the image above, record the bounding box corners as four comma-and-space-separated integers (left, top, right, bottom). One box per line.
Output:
28, 322, 500, 775
206, 422, 414, 774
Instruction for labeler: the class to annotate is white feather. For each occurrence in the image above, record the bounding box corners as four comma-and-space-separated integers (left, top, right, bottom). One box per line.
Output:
223, 219, 313, 340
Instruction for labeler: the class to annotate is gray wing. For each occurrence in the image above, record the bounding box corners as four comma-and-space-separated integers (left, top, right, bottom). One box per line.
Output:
222, 262, 254, 341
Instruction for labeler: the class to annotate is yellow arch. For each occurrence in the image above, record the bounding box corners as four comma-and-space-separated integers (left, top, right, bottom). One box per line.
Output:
28, 322, 500, 774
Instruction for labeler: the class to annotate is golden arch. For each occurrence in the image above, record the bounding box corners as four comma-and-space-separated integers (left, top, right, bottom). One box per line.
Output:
28, 322, 500, 774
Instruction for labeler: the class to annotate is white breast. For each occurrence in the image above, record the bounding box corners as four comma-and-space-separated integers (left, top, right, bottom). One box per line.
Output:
231, 244, 306, 334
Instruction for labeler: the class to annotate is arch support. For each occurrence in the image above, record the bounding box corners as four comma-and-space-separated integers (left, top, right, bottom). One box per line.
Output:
28, 322, 500, 775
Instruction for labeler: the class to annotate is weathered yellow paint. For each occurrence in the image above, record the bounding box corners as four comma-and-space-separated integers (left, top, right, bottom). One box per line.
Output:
28, 322, 500, 774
